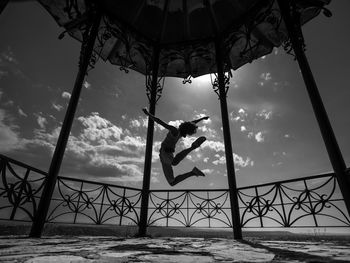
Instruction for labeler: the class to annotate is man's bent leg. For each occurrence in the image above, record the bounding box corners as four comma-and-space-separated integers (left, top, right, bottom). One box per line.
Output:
172, 148, 194, 166
172, 171, 197, 186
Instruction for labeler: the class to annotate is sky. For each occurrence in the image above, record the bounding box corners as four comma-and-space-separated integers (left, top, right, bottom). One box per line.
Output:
0, 1, 350, 191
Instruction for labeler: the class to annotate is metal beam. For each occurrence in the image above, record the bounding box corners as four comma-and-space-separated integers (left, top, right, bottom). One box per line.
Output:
138, 46, 161, 237
214, 39, 242, 240
277, 0, 350, 216
29, 11, 102, 238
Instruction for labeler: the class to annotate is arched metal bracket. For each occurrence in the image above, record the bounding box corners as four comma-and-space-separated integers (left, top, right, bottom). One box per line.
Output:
210, 71, 232, 99
145, 74, 165, 103
183, 75, 192, 84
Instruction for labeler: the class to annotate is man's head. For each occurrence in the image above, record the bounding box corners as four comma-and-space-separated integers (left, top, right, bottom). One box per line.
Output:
179, 122, 198, 137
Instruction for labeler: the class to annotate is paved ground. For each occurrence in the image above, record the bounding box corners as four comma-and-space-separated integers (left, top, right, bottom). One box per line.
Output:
0, 235, 350, 263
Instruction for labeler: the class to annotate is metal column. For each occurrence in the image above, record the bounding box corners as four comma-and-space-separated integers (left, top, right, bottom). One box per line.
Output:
277, 0, 350, 215
214, 39, 242, 239
29, 11, 102, 238
0, 0, 9, 15
138, 46, 161, 236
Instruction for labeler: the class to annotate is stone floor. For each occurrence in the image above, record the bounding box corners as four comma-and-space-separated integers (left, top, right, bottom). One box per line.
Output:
1, 235, 350, 263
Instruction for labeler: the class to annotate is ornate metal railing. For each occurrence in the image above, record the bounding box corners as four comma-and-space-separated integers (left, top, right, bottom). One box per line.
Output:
1, 154, 349, 228
0, 154, 141, 225
47, 176, 141, 225
147, 174, 350, 228
0, 154, 46, 221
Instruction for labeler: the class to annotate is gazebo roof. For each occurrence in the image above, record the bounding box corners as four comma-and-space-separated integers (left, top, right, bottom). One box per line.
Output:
38, 0, 331, 78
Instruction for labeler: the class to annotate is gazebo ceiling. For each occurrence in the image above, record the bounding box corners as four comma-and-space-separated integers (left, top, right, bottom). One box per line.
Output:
38, 0, 331, 78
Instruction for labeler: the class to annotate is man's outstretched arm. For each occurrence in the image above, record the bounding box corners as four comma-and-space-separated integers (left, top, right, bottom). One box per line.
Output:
191, 116, 210, 124
142, 108, 177, 133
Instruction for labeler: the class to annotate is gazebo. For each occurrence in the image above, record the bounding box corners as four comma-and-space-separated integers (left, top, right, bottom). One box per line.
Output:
0, 0, 349, 240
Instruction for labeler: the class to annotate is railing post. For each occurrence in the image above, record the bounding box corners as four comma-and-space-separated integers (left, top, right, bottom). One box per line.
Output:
214, 39, 242, 239
29, 11, 102, 238
138, 46, 161, 236
277, 0, 350, 217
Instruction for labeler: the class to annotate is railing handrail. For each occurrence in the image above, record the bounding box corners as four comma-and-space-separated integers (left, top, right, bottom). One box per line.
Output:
0, 154, 141, 191
0, 154, 47, 176
0, 153, 340, 193
58, 176, 142, 191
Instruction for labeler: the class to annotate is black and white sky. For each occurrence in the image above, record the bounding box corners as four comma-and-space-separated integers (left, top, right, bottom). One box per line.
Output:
0, 1, 349, 190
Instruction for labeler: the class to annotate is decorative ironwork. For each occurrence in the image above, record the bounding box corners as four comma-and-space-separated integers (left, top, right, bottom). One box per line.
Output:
210, 71, 232, 98
148, 190, 232, 228
145, 74, 165, 103
281, 0, 306, 59
239, 174, 350, 228
0, 155, 46, 221
47, 177, 141, 225
182, 75, 192, 84
1, 154, 349, 229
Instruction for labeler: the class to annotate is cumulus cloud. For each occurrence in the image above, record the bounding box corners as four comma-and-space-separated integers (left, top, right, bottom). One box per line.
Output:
212, 153, 253, 168
36, 115, 47, 129
168, 119, 182, 127
28, 112, 148, 183
129, 116, 149, 130
257, 109, 272, 120
197, 125, 217, 139
62, 91, 71, 100
0, 109, 24, 152
230, 108, 247, 122
83, 80, 91, 89
255, 131, 264, 143
202, 140, 225, 152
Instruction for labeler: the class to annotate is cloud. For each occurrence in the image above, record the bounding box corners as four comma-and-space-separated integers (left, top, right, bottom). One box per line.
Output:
62, 91, 71, 100
27, 112, 148, 183
52, 103, 63, 111
230, 108, 247, 122
197, 125, 217, 139
193, 113, 211, 124
260, 72, 272, 81
36, 115, 47, 129
0, 48, 28, 80
168, 119, 182, 127
129, 116, 149, 130
18, 108, 27, 117
202, 140, 225, 152
130, 119, 141, 128
78, 112, 123, 142
240, 126, 247, 132
0, 109, 24, 152
83, 80, 91, 89
212, 153, 253, 168
202, 168, 214, 175
255, 131, 264, 143
257, 109, 272, 120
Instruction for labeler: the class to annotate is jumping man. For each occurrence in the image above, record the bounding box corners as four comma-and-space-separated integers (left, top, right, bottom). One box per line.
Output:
143, 108, 208, 186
